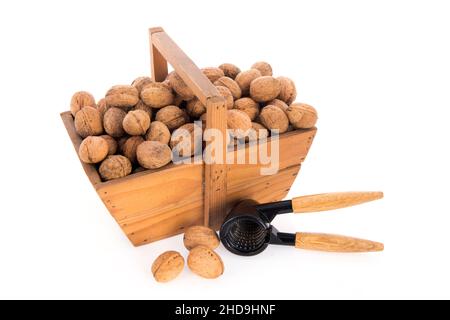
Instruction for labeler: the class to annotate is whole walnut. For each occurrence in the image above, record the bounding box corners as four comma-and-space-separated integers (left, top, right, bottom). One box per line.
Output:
187, 246, 224, 279
235, 69, 262, 96
96, 98, 110, 119
103, 107, 127, 138
247, 122, 269, 141
214, 77, 242, 100
140, 82, 174, 109
186, 98, 206, 118
286, 103, 318, 129
170, 123, 203, 158
251, 61, 273, 76
155, 105, 189, 131
202, 67, 225, 83
215, 86, 234, 109
218, 63, 241, 80
137, 141, 172, 169
117, 136, 129, 153
133, 100, 153, 119
152, 251, 185, 283
74, 106, 103, 138
167, 72, 194, 101
267, 99, 289, 114
277, 76, 297, 105
78, 136, 109, 164
234, 97, 260, 121
122, 110, 151, 136
100, 135, 118, 155
183, 226, 220, 250
99, 155, 132, 181
105, 85, 139, 108
227, 109, 252, 139
146, 121, 171, 145
70, 91, 96, 116
259, 105, 289, 134
122, 136, 144, 163
250, 76, 281, 102
131, 76, 153, 93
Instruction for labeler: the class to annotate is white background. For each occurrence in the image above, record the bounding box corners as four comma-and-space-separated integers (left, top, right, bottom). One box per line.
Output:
0, 0, 449, 300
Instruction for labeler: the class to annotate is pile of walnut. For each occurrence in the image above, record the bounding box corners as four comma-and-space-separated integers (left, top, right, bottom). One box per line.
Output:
152, 226, 223, 282
70, 62, 318, 181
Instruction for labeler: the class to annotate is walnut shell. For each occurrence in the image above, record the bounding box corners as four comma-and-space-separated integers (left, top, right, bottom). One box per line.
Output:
155, 105, 189, 131
227, 109, 252, 139
74, 106, 103, 138
131, 76, 153, 93
103, 107, 127, 138
140, 82, 174, 109
170, 123, 202, 158
117, 136, 129, 154
146, 121, 171, 145
248, 122, 269, 141
187, 246, 224, 279
186, 98, 206, 118
202, 67, 225, 83
250, 76, 281, 102
251, 61, 273, 76
235, 69, 262, 96
287, 103, 318, 129
152, 251, 185, 283
167, 72, 194, 101
136, 141, 172, 169
259, 105, 289, 133
105, 85, 139, 108
99, 155, 132, 181
78, 136, 109, 164
70, 91, 96, 116
277, 76, 297, 105
183, 226, 220, 250
122, 136, 144, 163
96, 98, 110, 119
218, 63, 241, 80
234, 97, 260, 121
100, 135, 118, 155
267, 99, 289, 114
133, 100, 153, 119
216, 85, 234, 109
122, 110, 150, 136
214, 77, 242, 100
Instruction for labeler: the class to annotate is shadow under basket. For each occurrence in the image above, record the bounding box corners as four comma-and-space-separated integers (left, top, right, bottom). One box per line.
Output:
60, 27, 317, 247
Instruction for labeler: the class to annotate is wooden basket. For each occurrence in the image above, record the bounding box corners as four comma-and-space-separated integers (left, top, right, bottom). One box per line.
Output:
61, 27, 317, 246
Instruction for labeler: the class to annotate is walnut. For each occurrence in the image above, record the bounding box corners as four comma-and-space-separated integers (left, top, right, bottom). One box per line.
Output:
70, 91, 96, 116
74, 106, 103, 138
234, 97, 260, 121
100, 135, 118, 155
96, 98, 110, 119
235, 69, 262, 96
103, 107, 127, 138
259, 105, 289, 133
122, 110, 151, 136
286, 103, 318, 129
167, 72, 195, 101
277, 76, 297, 105
122, 136, 144, 163
131, 76, 153, 93
183, 226, 220, 250
187, 246, 224, 279
218, 63, 241, 79
250, 76, 281, 102
146, 121, 171, 145
170, 123, 203, 158
267, 99, 288, 114
251, 61, 273, 76
155, 105, 189, 131
186, 98, 206, 118
78, 136, 109, 164
105, 85, 139, 108
227, 109, 252, 139
214, 77, 242, 100
215, 85, 234, 109
140, 82, 174, 109
136, 141, 172, 169
152, 251, 185, 283
99, 155, 132, 181
202, 67, 225, 83
133, 100, 153, 119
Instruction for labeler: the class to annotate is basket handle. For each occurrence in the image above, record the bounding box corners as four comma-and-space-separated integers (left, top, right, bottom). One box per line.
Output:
149, 27, 227, 229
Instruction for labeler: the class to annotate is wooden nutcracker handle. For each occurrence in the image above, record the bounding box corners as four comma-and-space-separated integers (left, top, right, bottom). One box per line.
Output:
149, 27, 227, 229
291, 192, 383, 213
295, 233, 384, 253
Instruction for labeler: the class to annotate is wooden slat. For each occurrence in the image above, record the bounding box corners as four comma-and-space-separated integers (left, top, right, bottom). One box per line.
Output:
151, 31, 219, 105
60, 112, 101, 186
149, 27, 168, 82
